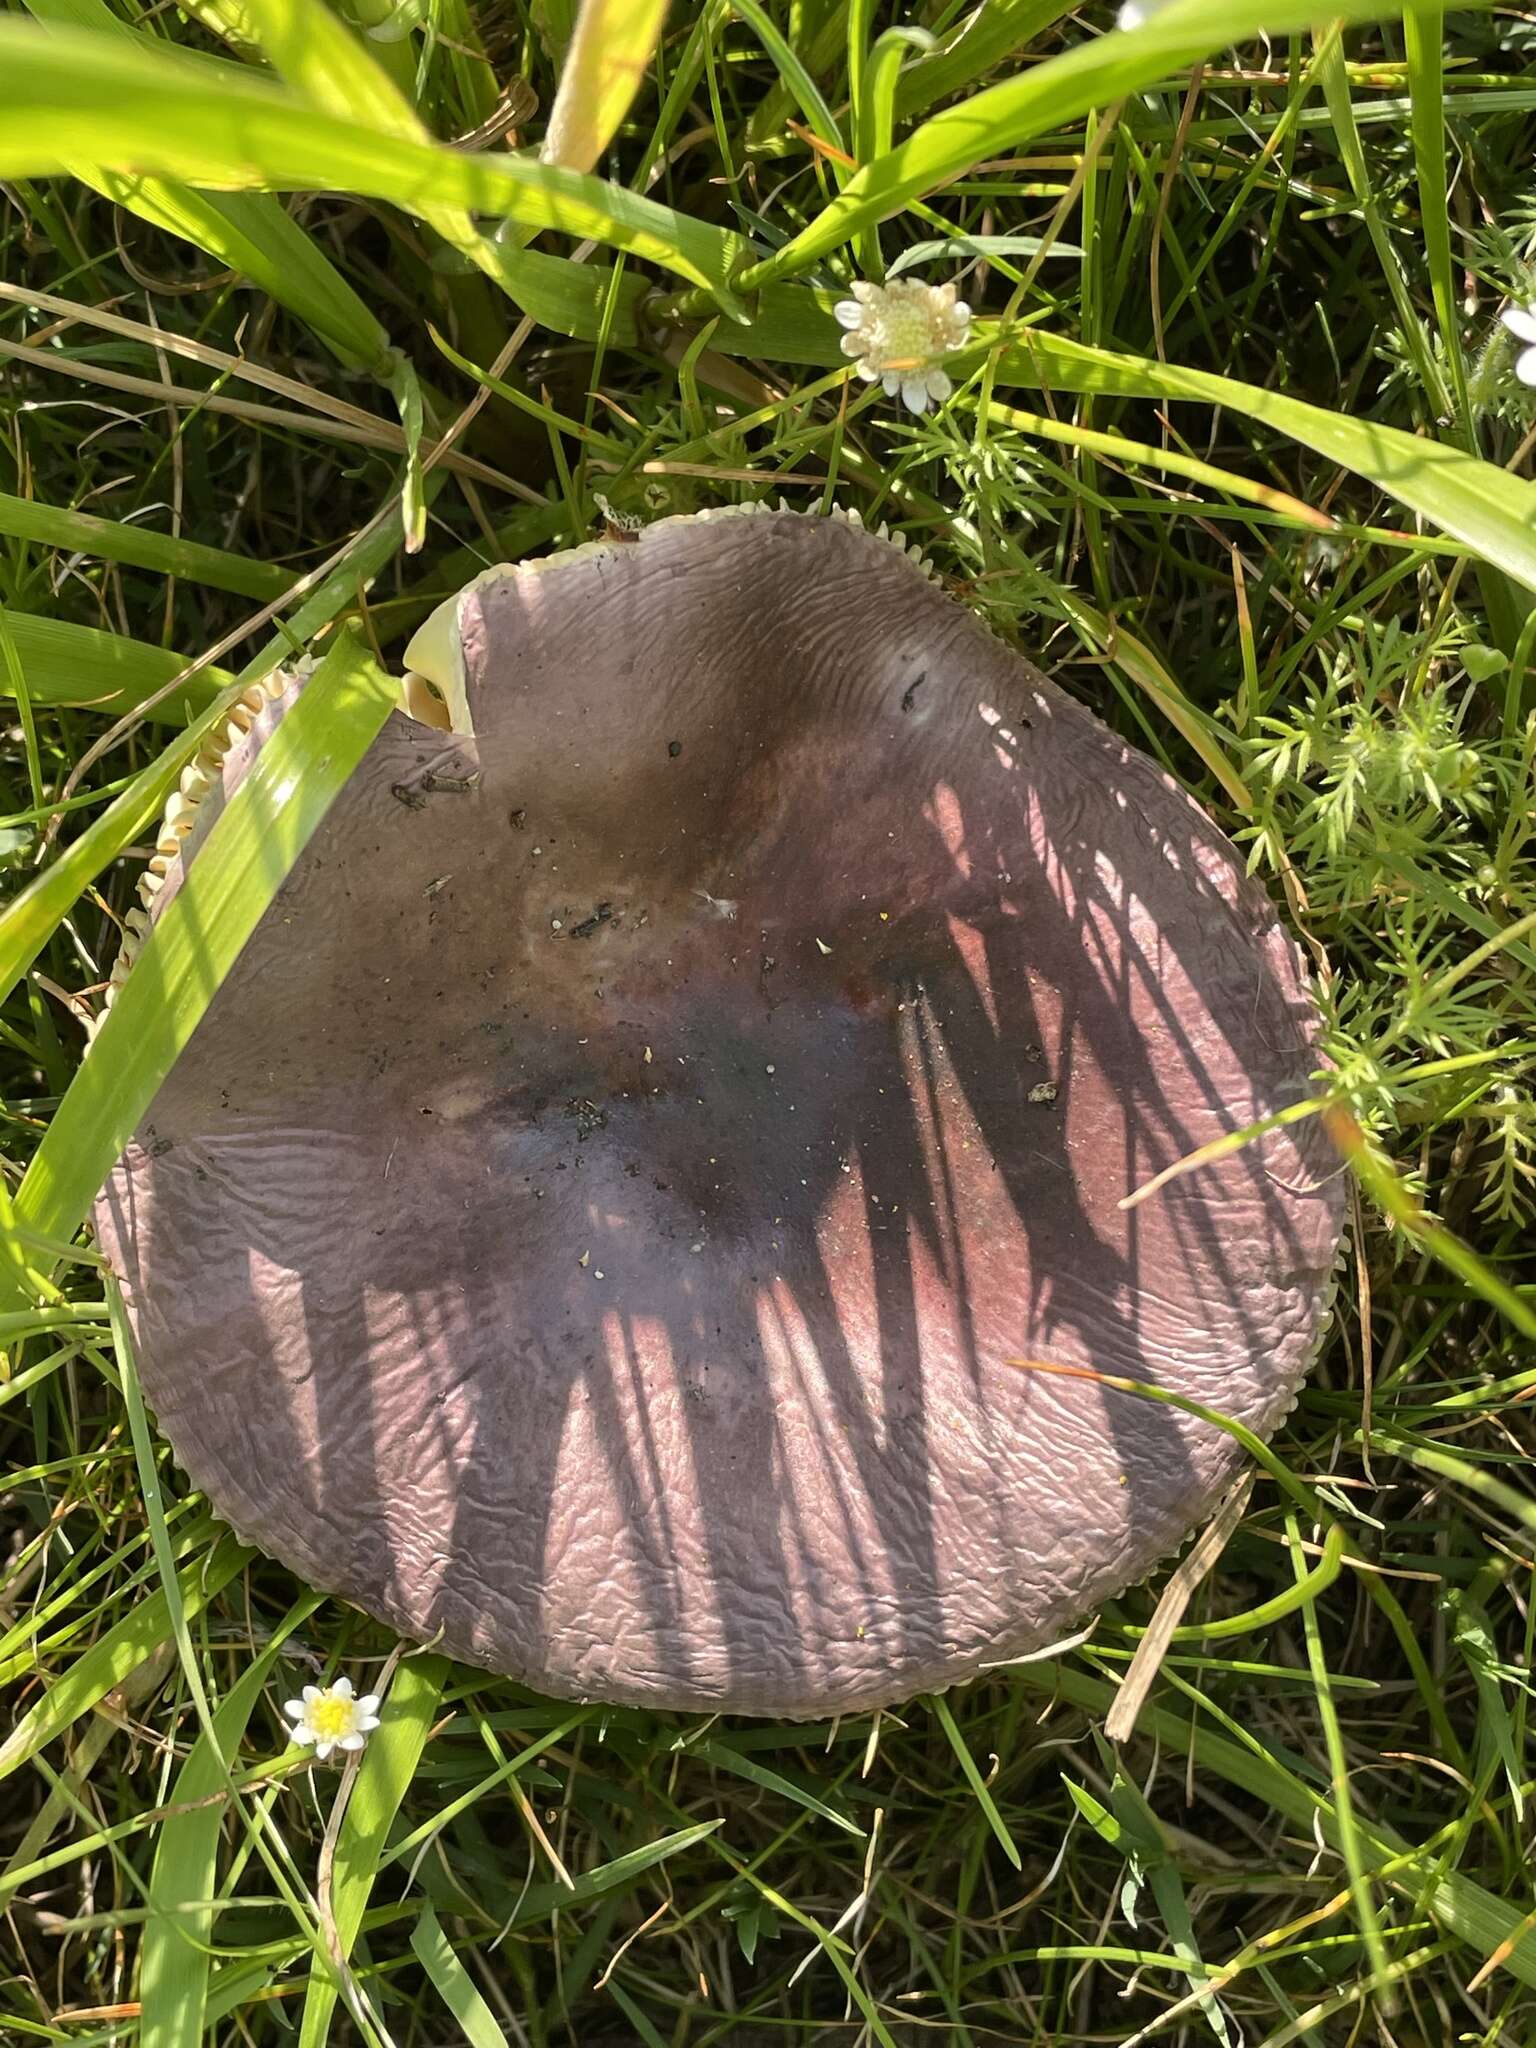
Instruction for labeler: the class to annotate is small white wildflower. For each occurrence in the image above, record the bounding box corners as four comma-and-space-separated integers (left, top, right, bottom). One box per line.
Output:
1501, 305, 1536, 387
282, 1675, 382, 1762
1117, 0, 1152, 26
833, 278, 971, 414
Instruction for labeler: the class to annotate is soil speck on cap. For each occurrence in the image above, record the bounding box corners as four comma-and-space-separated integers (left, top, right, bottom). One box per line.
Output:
668, 739, 683, 758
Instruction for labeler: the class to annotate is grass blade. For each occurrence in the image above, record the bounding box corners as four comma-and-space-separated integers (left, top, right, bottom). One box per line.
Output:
999, 332, 1536, 596
0, 632, 397, 1308
0, 1534, 250, 1783
0, 493, 291, 600
23, 0, 389, 367
140, 1596, 322, 2048
298, 1653, 449, 2047
543, 0, 670, 173
0, 612, 228, 719
0, 498, 414, 1016
0, 23, 747, 306
409, 1907, 509, 2048
738, 0, 1451, 288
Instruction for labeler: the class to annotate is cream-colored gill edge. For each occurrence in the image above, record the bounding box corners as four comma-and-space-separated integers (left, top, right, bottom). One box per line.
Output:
400, 502, 938, 742
86, 670, 295, 1042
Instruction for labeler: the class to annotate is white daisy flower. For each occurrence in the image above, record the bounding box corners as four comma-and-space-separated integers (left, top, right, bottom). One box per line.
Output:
282, 1675, 382, 1762
833, 278, 972, 414
1501, 305, 1536, 387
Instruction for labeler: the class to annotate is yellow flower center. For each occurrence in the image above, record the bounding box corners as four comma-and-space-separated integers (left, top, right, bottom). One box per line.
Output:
309, 1693, 356, 1740
874, 297, 940, 371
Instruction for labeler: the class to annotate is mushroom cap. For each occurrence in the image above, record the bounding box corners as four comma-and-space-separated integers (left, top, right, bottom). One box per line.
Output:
96, 509, 1342, 1718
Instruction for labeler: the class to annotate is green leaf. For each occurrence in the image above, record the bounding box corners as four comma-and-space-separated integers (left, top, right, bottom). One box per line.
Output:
887, 232, 1082, 277
22, 0, 388, 367
0, 22, 749, 306
0, 494, 419, 1018
893, 0, 1069, 118
409, 1908, 509, 2048
738, 0, 1458, 289
543, 0, 671, 173
0, 632, 397, 1310
997, 332, 1536, 597
927, 1690, 1022, 1870
0, 492, 292, 600
0, 611, 228, 721
689, 1737, 863, 1836
1404, 5, 1469, 423
234, 0, 423, 135
0, 1533, 251, 1784
141, 1597, 322, 2048
298, 1654, 449, 2048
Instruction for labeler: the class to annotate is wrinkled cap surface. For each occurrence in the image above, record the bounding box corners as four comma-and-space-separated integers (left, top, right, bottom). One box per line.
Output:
97, 509, 1343, 1717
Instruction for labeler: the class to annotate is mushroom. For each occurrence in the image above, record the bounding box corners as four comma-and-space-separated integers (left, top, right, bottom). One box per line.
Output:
95, 507, 1342, 1718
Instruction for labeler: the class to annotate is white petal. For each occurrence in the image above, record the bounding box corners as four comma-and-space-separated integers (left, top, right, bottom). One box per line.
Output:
951, 301, 971, 325
882, 370, 902, 395
1517, 346, 1536, 387
283, 1699, 305, 1719
833, 300, 864, 330
926, 369, 953, 403
856, 361, 880, 381
1118, 0, 1148, 26
357, 1695, 381, 1715
901, 376, 930, 413
851, 279, 876, 303
1502, 306, 1536, 344
292, 1725, 318, 1746
341, 1732, 367, 1751
840, 333, 868, 359
315, 1739, 334, 1760
332, 1676, 354, 1699
302, 1685, 319, 1703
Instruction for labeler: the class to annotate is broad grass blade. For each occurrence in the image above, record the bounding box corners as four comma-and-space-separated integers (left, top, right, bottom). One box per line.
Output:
0, 632, 398, 1308
23, 0, 389, 367
0, 611, 228, 720
0, 1533, 251, 1782
0, 492, 291, 600
0, 23, 747, 304
739, 0, 1452, 286
543, 0, 670, 172
297, 1654, 449, 2048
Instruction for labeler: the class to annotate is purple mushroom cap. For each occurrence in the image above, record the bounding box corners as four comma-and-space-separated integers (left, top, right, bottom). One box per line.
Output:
95, 508, 1342, 1717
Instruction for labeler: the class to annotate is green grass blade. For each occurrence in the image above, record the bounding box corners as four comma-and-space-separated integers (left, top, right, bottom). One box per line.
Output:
738, 0, 1453, 287
927, 1691, 1022, 1870
0, 1534, 251, 1783
1403, 4, 1469, 425
543, 0, 670, 172
689, 1737, 862, 1837
998, 333, 1536, 596
233, 0, 426, 136
0, 632, 397, 1308
409, 1907, 509, 2048
894, 0, 1069, 119
140, 1597, 322, 2048
297, 1653, 449, 2047
0, 498, 414, 1016
0, 611, 228, 720
0, 23, 748, 305
23, 0, 389, 367
1289, 1510, 1391, 1992
0, 493, 291, 600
